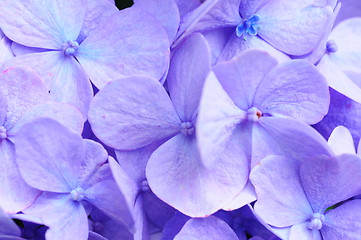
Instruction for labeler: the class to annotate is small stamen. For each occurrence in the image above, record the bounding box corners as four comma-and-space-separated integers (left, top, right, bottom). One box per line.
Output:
247, 107, 262, 122
70, 187, 85, 202
236, 15, 260, 40
180, 121, 195, 136
308, 213, 325, 230
62, 40, 79, 56
326, 40, 338, 53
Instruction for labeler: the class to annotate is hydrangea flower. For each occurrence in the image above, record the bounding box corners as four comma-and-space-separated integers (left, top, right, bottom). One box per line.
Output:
0, 67, 85, 214
250, 154, 361, 239
89, 33, 247, 217
197, 49, 331, 171
317, 17, 361, 104
0, 0, 170, 115
15, 118, 134, 240
181, 0, 334, 62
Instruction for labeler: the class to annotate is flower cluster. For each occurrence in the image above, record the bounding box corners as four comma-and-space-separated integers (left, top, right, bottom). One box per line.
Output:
0, 0, 361, 239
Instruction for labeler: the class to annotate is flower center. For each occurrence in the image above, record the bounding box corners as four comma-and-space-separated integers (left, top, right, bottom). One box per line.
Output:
247, 107, 262, 122
70, 187, 85, 202
236, 15, 260, 40
180, 121, 195, 136
0, 126, 7, 141
326, 40, 338, 53
141, 179, 150, 192
308, 213, 325, 230
62, 40, 79, 56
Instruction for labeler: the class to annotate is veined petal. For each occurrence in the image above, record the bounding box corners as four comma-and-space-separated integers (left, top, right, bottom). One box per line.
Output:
0, 140, 40, 213
76, 8, 169, 89
15, 118, 84, 192
0, 67, 49, 131
0, 0, 86, 49
257, 3, 333, 55
300, 154, 361, 213
88, 77, 181, 150
253, 60, 330, 125
289, 222, 322, 240
3, 51, 93, 117
146, 134, 248, 217
196, 71, 246, 168
167, 33, 211, 121
251, 156, 313, 227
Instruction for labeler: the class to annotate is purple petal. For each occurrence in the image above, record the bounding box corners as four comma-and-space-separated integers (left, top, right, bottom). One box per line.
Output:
222, 181, 256, 211
4, 52, 93, 117
289, 222, 322, 240
257, 2, 333, 55
85, 179, 135, 232
146, 134, 248, 217
174, 0, 201, 17
24, 192, 88, 240
15, 118, 84, 192
196, 71, 245, 168
76, 8, 170, 89
0, 0, 86, 49
167, 33, 211, 121
0, 207, 21, 236
0, 37, 14, 71
8, 102, 84, 140
300, 154, 361, 213
88, 77, 181, 150
251, 156, 313, 227
133, 0, 180, 42
0, 67, 49, 131
253, 60, 330, 124
239, 0, 270, 18
214, 50, 278, 109
322, 200, 361, 239
327, 126, 355, 155
0, 140, 40, 213
0, 94, 7, 126
254, 117, 333, 165
174, 216, 238, 240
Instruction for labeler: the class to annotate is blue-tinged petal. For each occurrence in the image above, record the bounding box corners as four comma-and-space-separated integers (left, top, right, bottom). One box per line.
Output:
334, 0, 361, 25
0, 140, 40, 213
84, 179, 135, 232
174, 216, 238, 240
328, 126, 355, 155
214, 50, 278, 109
0, 67, 49, 131
133, 0, 180, 42
174, 0, 201, 17
7, 102, 84, 141
174, 0, 237, 46
216, 33, 289, 63
0, 0, 86, 49
239, 0, 270, 19
322, 200, 361, 239
0, 94, 7, 126
88, 77, 181, 150
0, 209, 20, 237
11, 42, 47, 56
146, 134, 248, 217
317, 55, 361, 104
299, 154, 361, 213
0, 37, 14, 71
289, 222, 322, 240
196, 71, 245, 168
251, 156, 313, 227
23, 192, 88, 240
222, 181, 256, 211
80, 0, 119, 40
167, 33, 211, 121
257, 2, 333, 55
255, 117, 333, 165
4, 52, 93, 117
76, 8, 169, 89
253, 60, 330, 125
15, 118, 84, 193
